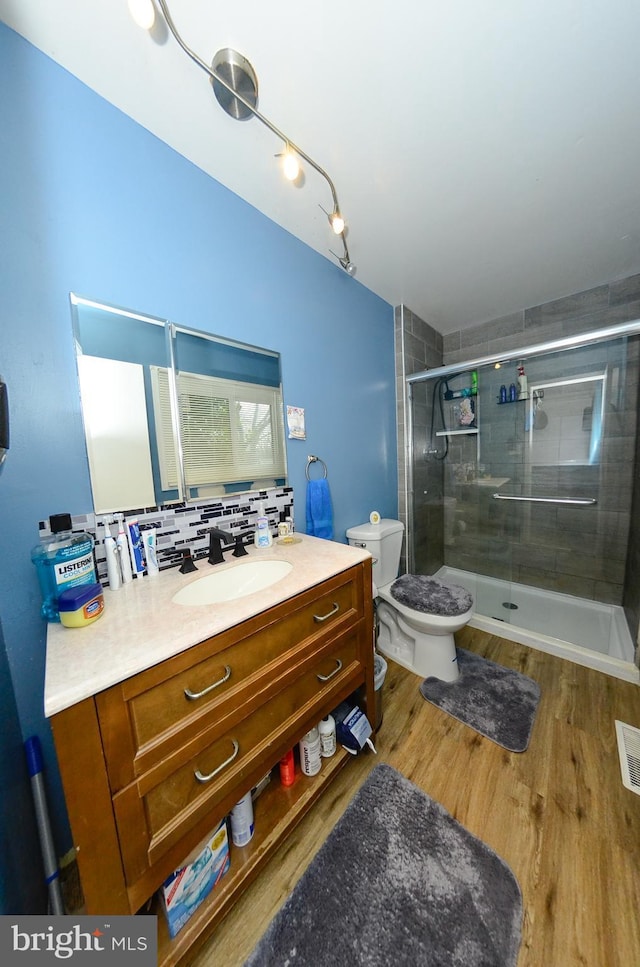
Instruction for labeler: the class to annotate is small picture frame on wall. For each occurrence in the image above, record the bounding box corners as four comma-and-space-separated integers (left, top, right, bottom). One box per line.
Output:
287, 405, 306, 440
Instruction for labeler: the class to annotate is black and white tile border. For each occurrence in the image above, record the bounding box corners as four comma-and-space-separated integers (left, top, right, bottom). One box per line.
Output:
38, 487, 294, 587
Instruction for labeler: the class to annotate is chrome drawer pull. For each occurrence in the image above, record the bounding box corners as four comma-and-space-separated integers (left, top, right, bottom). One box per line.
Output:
194, 739, 239, 784
313, 602, 340, 623
317, 658, 343, 682
184, 665, 232, 701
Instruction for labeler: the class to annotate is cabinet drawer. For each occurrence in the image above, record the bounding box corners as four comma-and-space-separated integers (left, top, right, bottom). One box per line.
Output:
96, 569, 362, 790
112, 628, 361, 886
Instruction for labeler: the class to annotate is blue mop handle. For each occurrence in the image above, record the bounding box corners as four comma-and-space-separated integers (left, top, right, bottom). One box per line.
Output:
24, 734, 45, 779
25, 735, 65, 915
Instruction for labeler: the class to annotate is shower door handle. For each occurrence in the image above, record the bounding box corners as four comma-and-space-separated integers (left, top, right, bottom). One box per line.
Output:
492, 494, 597, 506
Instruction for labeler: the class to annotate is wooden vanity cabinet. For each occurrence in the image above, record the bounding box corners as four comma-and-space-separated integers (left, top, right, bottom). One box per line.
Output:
51, 560, 374, 966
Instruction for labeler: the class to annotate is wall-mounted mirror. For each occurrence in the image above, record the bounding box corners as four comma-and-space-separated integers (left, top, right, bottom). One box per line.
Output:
71, 295, 287, 514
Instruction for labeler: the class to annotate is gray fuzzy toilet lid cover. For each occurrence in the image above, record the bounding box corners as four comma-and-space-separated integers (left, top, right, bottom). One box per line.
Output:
390, 574, 473, 617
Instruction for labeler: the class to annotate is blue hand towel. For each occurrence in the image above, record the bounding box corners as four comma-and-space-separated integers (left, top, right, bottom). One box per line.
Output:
306, 478, 334, 540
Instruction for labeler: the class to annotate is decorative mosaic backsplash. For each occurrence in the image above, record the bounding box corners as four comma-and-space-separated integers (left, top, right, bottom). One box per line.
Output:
38, 487, 294, 587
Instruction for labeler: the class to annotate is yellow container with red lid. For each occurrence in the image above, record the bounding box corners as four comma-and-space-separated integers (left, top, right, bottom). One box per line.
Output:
57, 582, 104, 628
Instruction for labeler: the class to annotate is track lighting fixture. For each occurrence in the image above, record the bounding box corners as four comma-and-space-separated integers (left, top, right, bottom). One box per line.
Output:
130, 0, 355, 277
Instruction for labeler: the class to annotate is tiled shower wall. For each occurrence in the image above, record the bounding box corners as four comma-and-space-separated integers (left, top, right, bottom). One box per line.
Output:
394, 306, 443, 575
441, 338, 638, 604
39, 487, 294, 587
441, 274, 640, 366
396, 272, 640, 642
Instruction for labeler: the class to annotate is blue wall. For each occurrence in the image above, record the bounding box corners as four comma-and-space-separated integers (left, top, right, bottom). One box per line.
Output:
0, 22, 396, 899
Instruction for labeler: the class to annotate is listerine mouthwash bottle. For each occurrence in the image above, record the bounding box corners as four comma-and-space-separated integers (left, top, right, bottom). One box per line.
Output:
31, 513, 97, 622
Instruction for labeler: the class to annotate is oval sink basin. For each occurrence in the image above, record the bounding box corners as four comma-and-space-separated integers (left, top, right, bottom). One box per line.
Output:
172, 560, 293, 606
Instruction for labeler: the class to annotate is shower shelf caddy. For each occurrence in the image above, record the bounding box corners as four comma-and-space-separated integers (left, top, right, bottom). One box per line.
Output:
436, 394, 479, 436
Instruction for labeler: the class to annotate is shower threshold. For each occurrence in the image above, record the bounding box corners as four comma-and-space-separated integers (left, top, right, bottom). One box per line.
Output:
437, 565, 639, 684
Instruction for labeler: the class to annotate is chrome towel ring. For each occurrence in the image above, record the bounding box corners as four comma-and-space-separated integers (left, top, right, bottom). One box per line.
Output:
306, 454, 328, 480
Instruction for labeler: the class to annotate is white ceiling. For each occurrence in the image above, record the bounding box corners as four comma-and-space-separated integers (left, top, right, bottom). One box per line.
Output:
3, 0, 640, 333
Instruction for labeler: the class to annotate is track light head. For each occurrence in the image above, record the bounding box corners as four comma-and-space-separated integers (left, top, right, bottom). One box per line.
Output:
330, 211, 345, 235
331, 251, 357, 277
320, 205, 346, 236
281, 145, 300, 182
128, 0, 156, 30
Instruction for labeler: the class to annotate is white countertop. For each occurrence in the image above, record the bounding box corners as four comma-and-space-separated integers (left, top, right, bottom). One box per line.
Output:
44, 535, 371, 717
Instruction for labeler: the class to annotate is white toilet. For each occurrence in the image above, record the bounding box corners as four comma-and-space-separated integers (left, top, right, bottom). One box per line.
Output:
346, 518, 473, 681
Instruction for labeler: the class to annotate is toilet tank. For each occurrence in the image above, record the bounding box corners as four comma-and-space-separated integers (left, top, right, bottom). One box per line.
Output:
346, 519, 404, 588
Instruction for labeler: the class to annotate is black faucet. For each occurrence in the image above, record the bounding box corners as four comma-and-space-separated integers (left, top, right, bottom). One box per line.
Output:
179, 548, 198, 574
232, 534, 248, 558
207, 527, 233, 565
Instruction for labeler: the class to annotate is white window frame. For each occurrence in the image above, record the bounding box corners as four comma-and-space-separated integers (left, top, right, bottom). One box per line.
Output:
150, 366, 286, 492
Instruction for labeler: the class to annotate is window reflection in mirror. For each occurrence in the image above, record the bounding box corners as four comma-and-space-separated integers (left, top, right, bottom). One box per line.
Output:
71, 295, 287, 514
525, 374, 606, 466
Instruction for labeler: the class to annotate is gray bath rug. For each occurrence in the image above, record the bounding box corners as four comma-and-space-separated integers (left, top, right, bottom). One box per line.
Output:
245, 763, 522, 967
420, 648, 540, 752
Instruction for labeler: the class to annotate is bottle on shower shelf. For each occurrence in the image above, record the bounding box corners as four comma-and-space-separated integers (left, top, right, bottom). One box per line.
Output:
517, 363, 528, 400
444, 385, 472, 400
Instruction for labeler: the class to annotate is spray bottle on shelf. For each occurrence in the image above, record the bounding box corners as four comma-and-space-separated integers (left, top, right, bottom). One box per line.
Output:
101, 518, 121, 590
230, 792, 254, 847
115, 514, 133, 584
517, 363, 528, 400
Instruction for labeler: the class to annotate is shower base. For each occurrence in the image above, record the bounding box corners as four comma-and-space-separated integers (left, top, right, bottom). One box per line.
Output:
437, 565, 639, 684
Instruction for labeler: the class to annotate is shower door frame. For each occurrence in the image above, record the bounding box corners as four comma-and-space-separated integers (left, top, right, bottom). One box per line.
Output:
404, 317, 640, 576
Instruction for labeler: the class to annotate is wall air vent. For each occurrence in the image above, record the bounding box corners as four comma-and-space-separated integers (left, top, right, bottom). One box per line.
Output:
615, 720, 640, 795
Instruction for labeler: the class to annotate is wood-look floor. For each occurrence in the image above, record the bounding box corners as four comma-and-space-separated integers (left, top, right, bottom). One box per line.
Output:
193, 627, 640, 967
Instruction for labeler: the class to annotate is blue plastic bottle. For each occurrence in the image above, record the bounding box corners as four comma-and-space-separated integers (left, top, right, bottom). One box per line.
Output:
31, 513, 97, 622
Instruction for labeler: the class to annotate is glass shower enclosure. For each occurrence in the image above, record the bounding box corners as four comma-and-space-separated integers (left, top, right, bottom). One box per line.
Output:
405, 320, 640, 674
